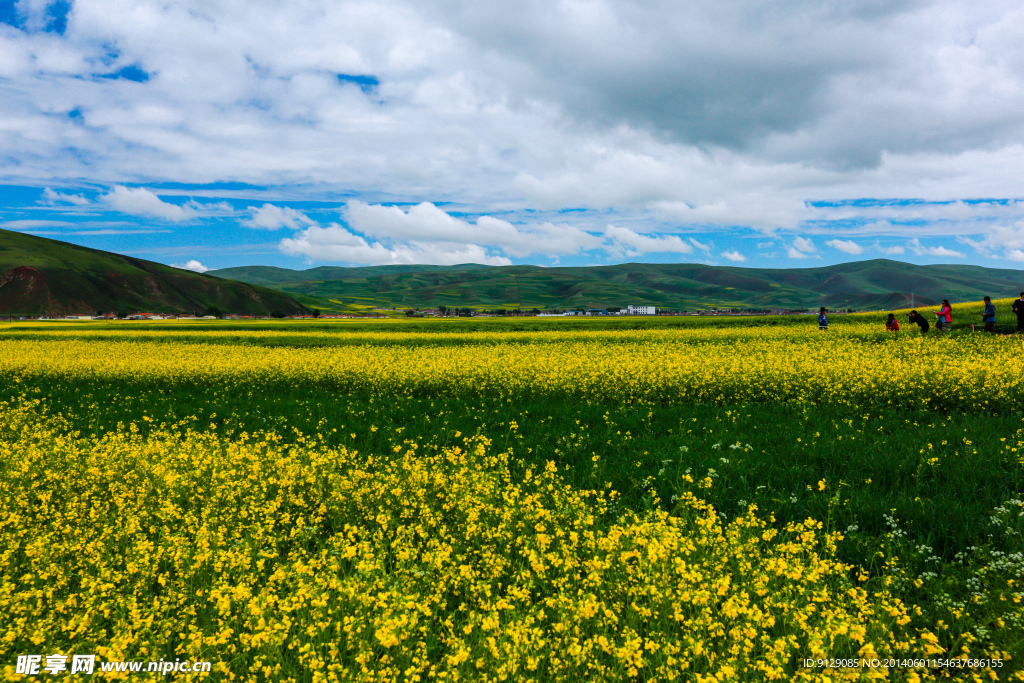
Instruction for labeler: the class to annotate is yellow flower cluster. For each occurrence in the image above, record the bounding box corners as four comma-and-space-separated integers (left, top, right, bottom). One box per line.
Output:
1, 399, 947, 681
2, 319, 1021, 680
1, 326, 1022, 411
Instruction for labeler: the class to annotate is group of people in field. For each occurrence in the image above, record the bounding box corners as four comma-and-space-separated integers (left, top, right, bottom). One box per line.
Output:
817, 292, 1024, 334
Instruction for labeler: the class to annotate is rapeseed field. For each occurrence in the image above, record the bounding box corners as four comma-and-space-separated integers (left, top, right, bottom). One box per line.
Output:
1, 314, 1022, 681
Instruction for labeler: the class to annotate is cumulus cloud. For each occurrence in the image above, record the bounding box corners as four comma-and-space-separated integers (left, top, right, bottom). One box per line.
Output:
273, 202, 707, 264
171, 259, 209, 272
346, 201, 495, 243
103, 186, 194, 221
602, 225, 694, 259
825, 239, 864, 255
721, 249, 746, 262
786, 246, 814, 259
875, 242, 906, 255
908, 238, 964, 258
1005, 249, 1024, 262
955, 221, 1024, 259
928, 246, 965, 258
187, 199, 234, 214
792, 237, 816, 253
245, 204, 315, 230
279, 224, 511, 266
41, 188, 90, 206
344, 201, 602, 258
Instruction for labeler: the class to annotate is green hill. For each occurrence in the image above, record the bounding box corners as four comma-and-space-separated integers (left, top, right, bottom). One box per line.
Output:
0, 229, 309, 317
211, 260, 1024, 312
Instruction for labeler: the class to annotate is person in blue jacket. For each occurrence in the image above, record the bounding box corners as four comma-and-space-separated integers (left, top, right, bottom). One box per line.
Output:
982, 296, 996, 333
818, 307, 828, 331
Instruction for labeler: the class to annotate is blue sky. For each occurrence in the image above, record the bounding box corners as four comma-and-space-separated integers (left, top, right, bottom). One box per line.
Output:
2, 0, 1024, 273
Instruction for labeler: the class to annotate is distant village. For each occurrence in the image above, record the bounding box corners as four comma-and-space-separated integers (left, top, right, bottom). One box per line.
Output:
9, 304, 835, 321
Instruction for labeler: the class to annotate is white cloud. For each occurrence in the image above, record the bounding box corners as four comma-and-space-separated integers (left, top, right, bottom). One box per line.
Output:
41, 188, 90, 206
245, 204, 315, 230
874, 242, 906, 255
187, 199, 234, 214
75, 229, 171, 235
346, 201, 488, 243
689, 237, 712, 251
103, 186, 194, 221
908, 238, 965, 258
344, 201, 602, 258
792, 236, 816, 253
276, 201, 702, 264
928, 246, 966, 258
603, 225, 694, 258
279, 224, 511, 266
825, 239, 864, 255
1006, 249, 1024, 262
1, 219, 77, 229
786, 246, 814, 259
2, 0, 1024, 265
721, 249, 746, 262
171, 260, 209, 272
178, 259, 207, 272
955, 221, 1024, 260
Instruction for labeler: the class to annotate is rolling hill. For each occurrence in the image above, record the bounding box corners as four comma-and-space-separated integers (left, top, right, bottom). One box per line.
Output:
211, 260, 1024, 312
0, 229, 309, 317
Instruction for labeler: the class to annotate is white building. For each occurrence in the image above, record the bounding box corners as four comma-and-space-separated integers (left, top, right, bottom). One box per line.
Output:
626, 305, 656, 315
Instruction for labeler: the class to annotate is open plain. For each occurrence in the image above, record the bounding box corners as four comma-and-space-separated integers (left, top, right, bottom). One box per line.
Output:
2, 308, 1023, 681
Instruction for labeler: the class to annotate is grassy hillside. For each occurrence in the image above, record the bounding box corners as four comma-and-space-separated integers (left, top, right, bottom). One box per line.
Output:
217, 263, 493, 287
0, 229, 309, 316
212, 260, 1024, 312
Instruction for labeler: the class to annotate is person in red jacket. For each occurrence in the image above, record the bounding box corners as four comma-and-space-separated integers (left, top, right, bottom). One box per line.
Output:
932, 300, 952, 333
885, 313, 899, 332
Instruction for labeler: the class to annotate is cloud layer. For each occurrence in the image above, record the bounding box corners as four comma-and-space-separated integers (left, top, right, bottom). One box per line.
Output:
277, 201, 709, 266
2, 0, 1024, 268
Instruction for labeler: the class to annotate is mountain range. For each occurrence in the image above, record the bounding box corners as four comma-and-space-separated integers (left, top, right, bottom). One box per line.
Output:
3, 228, 1022, 316
211, 260, 1024, 312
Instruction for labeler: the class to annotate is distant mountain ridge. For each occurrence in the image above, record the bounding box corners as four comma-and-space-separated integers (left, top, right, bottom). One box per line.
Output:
0, 229, 308, 316
212, 260, 1024, 312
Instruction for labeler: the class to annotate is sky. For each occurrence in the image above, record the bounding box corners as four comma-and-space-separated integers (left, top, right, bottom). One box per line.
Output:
2, 0, 1024, 273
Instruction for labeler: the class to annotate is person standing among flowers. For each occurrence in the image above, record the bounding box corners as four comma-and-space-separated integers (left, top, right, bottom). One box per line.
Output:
982, 296, 996, 333
886, 313, 899, 332
1014, 292, 1024, 334
932, 300, 952, 333
818, 307, 828, 331
907, 310, 930, 334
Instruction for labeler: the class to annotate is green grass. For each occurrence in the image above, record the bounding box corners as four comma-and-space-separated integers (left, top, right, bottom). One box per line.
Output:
2, 312, 1022, 669
212, 259, 1024, 312
5, 373, 1023, 662
0, 228, 308, 317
